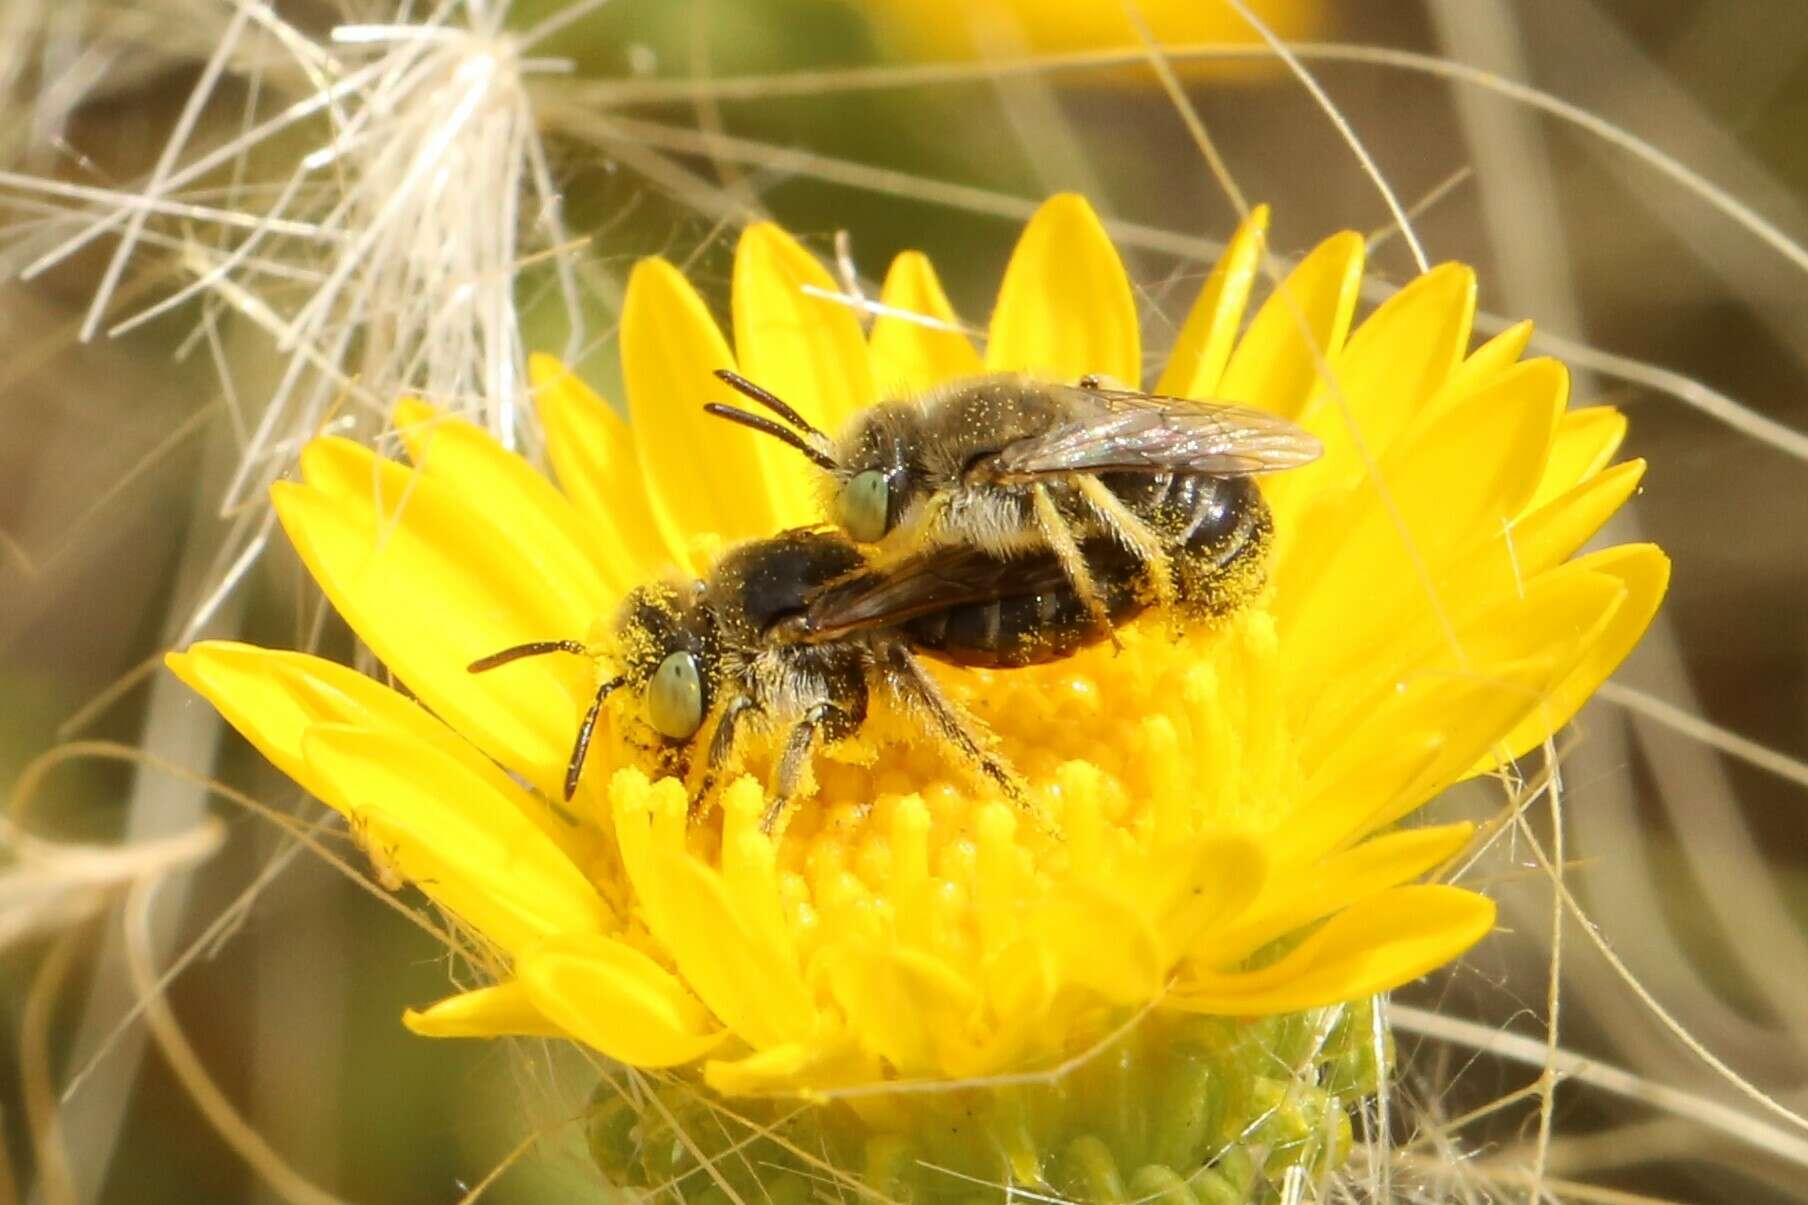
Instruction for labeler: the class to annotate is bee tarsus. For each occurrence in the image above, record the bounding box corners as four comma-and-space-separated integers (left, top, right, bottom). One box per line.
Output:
763, 700, 858, 834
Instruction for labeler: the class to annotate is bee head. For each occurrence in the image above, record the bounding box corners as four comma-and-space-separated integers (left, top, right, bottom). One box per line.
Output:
832, 404, 927, 544
703, 370, 931, 545
611, 581, 718, 742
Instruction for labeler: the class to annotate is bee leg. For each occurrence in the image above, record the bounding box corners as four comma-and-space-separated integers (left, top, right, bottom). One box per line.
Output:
760, 702, 846, 834
877, 639, 1034, 819
1073, 474, 1178, 616
1031, 483, 1119, 650
693, 696, 759, 821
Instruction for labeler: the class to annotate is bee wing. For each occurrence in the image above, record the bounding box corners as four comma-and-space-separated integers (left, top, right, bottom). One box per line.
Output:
803, 545, 1076, 639
979, 384, 1323, 479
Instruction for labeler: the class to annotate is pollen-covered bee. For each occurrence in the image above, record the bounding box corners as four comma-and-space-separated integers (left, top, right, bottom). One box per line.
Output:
706, 371, 1322, 635
467, 529, 1139, 832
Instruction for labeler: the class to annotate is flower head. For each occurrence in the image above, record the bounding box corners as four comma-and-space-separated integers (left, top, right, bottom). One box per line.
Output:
170, 195, 1665, 1192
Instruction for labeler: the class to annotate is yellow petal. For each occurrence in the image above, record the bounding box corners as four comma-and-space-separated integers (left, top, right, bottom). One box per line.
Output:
735, 222, 878, 449
621, 257, 793, 548
1526, 406, 1628, 513
869, 250, 983, 394
1394, 562, 1628, 720
705, 1036, 880, 1099
404, 980, 566, 1039
613, 773, 815, 1050
987, 194, 1139, 385
166, 643, 350, 810
1441, 319, 1533, 404
393, 398, 618, 607
1206, 823, 1475, 964
519, 932, 724, 1067
866, 0, 1324, 62
165, 642, 587, 862
273, 453, 590, 795
527, 353, 675, 578
1037, 887, 1167, 1005
1491, 543, 1670, 762
1154, 835, 1268, 955
1292, 460, 1645, 760
302, 725, 609, 957
1294, 262, 1476, 490
1217, 231, 1363, 419
1285, 739, 1443, 860
1295, 659, 1562, 846
295, 437, 588, 635
1497, 452, 1656, 578
1276, 358, 1565, 684
1308, 557, 1632, 775
1177, 886, 1495, 1014
819, 943, 980, 1077
1391, 458, 1645, 666
1154, 205, 1268, 399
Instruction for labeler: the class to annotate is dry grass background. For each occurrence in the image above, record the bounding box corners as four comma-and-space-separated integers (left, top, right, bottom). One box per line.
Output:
1, 1, 1806, 1201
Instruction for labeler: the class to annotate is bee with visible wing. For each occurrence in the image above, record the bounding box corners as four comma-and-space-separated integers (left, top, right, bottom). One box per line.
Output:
466, 529, 1148, 833
706, 372, 1323, 636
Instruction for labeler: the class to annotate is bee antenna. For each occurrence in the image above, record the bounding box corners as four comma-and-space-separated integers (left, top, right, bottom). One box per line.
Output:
566, 675, 626, 800
468, 639, 589, 673
712, 369, 827, 440
704, 403, 840, 472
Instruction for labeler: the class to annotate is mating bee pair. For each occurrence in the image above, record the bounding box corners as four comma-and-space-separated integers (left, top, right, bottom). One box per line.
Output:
472, 372, 1321, 833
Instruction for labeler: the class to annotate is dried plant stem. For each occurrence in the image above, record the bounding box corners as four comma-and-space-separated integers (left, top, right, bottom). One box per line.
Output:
1220, 0, 1426, 272
23, 411, 239, 1205
1598, 680, 1808, 790
21, 929, 83, 1205
1387, 1152, 1682, 1205
452, 1130, 541, 1205
572, 39, 1808, 288
121, 878, 348, 1205
1119, 1, 1247, 218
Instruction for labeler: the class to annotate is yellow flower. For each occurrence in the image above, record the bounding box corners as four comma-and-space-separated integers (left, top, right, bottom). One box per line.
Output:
169, 195, 1664, 1190
857, 0, 1324, 66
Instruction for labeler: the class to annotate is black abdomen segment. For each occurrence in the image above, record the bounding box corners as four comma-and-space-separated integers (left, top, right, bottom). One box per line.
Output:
1102, 471, 1272, 616
904, 475, 1273, 667
904, 539, 1147, 668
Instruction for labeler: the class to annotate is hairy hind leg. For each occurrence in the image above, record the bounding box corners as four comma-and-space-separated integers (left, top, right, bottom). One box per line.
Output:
1031, 482, 1117, 645
877, 638, 1031, 817
1073, 474, 1177, 613
762, 702, 849, 834
693, 695, 758, 821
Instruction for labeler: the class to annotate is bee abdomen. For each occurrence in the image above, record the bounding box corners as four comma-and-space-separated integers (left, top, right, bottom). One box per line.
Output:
905, 542, 1147, 668
1168, 476, 1272, 615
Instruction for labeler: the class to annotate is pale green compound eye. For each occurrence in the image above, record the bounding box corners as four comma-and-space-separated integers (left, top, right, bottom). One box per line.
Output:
645, 651, 703, 740
837, 469, 891, 543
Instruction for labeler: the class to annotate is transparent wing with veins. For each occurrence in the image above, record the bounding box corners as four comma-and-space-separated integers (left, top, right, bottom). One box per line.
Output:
975, 384, 1324, 481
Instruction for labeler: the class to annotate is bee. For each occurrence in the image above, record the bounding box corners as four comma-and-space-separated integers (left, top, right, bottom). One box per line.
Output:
705, 371, 1322, 636
467, 529, 1145, 833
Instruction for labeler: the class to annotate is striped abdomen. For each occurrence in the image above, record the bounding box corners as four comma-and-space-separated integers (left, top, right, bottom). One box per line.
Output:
902, 538, 1148, 668
1103, 471, 1273, 617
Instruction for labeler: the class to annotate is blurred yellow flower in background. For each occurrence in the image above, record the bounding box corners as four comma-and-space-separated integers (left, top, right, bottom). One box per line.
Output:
857, 0, 1323, 65
167, 194, 1665, 1196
